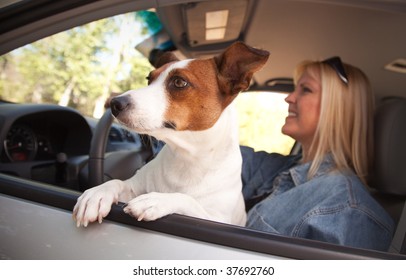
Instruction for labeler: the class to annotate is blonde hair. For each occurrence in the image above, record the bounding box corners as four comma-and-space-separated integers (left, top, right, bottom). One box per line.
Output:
294, 60, 374, 185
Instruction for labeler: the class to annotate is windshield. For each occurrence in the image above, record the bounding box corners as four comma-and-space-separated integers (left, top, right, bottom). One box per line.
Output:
0, 10, 294, 155
0, 11, 157, 118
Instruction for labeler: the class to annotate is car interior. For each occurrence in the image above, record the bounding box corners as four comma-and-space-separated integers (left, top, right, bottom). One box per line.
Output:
0, 0, 405, 259
371, 97, 406, 253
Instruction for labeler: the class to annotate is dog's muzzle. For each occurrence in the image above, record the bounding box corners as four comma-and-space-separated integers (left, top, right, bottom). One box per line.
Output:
110, 96, 131, 117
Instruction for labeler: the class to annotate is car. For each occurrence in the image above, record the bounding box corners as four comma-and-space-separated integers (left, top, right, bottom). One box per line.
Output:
0, 0, 405, 261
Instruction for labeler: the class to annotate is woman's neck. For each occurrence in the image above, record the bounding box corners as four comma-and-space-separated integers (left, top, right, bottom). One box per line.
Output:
301, 144, 315, 163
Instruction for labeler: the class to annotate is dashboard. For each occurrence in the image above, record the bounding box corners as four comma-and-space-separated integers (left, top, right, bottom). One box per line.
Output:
0, 102, 149, 190
1, 107, 92, 163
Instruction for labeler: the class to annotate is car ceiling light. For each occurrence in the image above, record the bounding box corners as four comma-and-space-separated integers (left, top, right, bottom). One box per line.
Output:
184, 1, 247, 47
205, 10, 229, 40
206, 28, 226, 40
206, 10, 229, 29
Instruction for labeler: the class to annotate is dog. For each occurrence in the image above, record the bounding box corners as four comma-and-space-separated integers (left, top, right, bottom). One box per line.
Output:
73, 42, 269, 227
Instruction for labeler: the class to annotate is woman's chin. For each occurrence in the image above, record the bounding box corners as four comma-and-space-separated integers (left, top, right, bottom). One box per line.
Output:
281, 123, 294, 137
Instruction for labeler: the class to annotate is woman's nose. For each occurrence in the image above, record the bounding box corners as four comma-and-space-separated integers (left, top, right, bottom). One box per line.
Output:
285, 91, 296, 103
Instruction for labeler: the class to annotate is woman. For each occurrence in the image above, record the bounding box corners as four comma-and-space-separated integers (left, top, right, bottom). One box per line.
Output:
241, 57, 394, 251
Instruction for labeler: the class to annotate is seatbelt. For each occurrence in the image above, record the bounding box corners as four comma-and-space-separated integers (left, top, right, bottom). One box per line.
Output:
389, 201, 406, 254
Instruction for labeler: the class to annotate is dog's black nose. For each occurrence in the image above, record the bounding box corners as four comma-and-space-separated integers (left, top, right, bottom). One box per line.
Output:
110, 96, 130, 117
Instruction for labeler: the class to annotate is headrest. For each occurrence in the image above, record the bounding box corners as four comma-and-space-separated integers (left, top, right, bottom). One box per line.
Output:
371, 97, 406, 196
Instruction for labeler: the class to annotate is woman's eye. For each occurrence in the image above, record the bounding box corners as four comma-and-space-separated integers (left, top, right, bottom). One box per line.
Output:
173, 78, 188, 88
302, 86, 312, 93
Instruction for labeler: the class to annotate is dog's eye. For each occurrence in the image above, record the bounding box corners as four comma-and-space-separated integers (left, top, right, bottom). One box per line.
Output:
173, 77, 188, 88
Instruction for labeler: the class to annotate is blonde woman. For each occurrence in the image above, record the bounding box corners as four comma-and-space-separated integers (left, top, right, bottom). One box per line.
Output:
241, 57, 394, 251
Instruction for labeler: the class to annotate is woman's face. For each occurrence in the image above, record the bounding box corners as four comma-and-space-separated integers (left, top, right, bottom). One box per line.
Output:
282, 70, 322, 151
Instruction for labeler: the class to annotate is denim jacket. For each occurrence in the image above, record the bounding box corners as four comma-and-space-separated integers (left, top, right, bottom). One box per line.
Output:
241, 146, 395, 251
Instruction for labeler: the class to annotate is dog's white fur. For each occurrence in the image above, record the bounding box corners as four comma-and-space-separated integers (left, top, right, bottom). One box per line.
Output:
73, 42, 269, 227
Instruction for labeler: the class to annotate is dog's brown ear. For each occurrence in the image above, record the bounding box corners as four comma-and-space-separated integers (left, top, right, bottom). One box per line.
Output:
150, 49, 179, 68
215, 42, 270, 96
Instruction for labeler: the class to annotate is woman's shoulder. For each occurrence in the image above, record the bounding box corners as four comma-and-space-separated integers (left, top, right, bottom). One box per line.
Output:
311, 169, 394, 230
313, 168, 373, 204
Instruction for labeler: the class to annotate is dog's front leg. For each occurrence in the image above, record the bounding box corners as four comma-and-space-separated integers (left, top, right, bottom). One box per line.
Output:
123, 192, 211, 221
73, 179, 130, 227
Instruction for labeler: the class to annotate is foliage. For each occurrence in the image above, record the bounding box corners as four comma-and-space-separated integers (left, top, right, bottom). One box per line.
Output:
0, 12, 153, 117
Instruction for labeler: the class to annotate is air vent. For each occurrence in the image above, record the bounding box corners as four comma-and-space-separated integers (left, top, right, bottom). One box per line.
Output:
108, 127, 123, 142
384, 58, 406, 74
122, 128, 136, 143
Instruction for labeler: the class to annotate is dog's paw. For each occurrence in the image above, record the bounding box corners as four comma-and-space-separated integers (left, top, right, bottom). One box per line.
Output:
72, 181, 121, 227
123, 192, 175, 221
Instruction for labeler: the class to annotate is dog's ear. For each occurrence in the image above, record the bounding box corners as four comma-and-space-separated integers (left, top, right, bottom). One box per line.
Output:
150, 49, 179, 69
215, 42, 270, 96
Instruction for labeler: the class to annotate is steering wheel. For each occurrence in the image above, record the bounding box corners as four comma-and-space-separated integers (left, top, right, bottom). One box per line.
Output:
88, 108, 114, 187
87, 108, 160, 188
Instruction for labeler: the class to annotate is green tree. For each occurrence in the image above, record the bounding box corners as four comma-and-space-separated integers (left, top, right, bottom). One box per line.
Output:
0, 12, 153, 117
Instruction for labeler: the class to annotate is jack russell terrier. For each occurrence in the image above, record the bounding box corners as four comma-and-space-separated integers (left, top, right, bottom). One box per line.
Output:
73, 42, 269, 227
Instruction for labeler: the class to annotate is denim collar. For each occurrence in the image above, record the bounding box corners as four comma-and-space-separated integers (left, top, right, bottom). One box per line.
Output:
289, 154, 336, 186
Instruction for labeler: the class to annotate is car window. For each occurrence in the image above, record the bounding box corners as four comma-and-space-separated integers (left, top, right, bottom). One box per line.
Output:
236, 91, 295, 155
0, 11, 295, 155
0, 12, 154, 118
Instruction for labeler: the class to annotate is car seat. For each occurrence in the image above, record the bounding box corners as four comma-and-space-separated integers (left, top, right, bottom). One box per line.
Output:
369, 97, 406, 254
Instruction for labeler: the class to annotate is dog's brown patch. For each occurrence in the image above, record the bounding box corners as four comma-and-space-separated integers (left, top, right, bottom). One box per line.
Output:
155, 42, 269, 131
163, 59, 224, 131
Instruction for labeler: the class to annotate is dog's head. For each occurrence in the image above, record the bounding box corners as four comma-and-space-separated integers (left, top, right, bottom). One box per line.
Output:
110, 42, 269, 133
